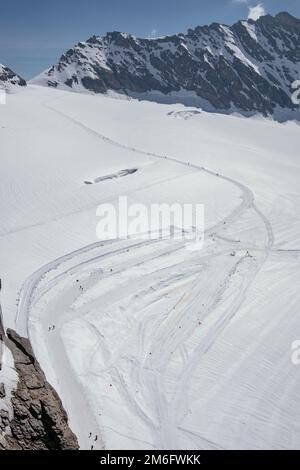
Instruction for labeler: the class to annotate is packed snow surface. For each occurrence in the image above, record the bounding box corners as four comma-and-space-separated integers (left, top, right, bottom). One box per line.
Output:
1, 86, 300, 449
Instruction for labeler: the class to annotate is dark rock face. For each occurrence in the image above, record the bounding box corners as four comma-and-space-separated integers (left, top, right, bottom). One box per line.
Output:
32, 12, 300, 118
0, 384, 5, 399
0, 328, 78, 450
0, 65, 26, 89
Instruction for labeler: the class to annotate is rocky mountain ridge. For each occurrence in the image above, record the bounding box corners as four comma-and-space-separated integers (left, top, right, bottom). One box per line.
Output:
31, 12, 300, 119
0, 64, 26, 92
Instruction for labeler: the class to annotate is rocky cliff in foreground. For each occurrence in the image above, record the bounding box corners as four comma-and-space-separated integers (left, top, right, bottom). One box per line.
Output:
31, 12, 300, 119
0, 313, 78, 450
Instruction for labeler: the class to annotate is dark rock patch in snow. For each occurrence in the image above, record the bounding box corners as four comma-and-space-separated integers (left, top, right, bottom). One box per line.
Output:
84, 168, 138, 185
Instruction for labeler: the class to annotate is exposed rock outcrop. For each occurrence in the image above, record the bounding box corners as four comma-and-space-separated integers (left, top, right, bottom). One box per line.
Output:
31, 11, 300, 119
0, 64, 26, 92
0, 324, 78, 450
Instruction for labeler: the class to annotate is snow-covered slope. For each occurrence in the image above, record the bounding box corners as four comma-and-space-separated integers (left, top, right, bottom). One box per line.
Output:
1, 85, 300, 449
31, 12, 300, 118
0, 64, 26, 92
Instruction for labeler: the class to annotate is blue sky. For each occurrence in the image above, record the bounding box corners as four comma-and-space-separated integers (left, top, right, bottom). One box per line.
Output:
0, 0, 299, 79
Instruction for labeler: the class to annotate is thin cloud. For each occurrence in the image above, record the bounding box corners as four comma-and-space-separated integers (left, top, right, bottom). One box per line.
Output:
149, 29, 158, 39
248, 3, 266, 21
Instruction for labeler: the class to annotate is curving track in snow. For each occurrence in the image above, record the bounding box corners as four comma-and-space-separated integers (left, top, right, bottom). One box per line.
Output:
15, 97, 280, 449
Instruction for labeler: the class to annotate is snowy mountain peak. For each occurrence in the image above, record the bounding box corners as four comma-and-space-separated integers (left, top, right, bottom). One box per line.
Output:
31, 12, 300, 118
275, 11, 300, 27
0, 64, 26, 92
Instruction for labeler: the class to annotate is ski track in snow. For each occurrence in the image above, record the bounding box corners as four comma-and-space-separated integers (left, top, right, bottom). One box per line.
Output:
15, 94, 299, 450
